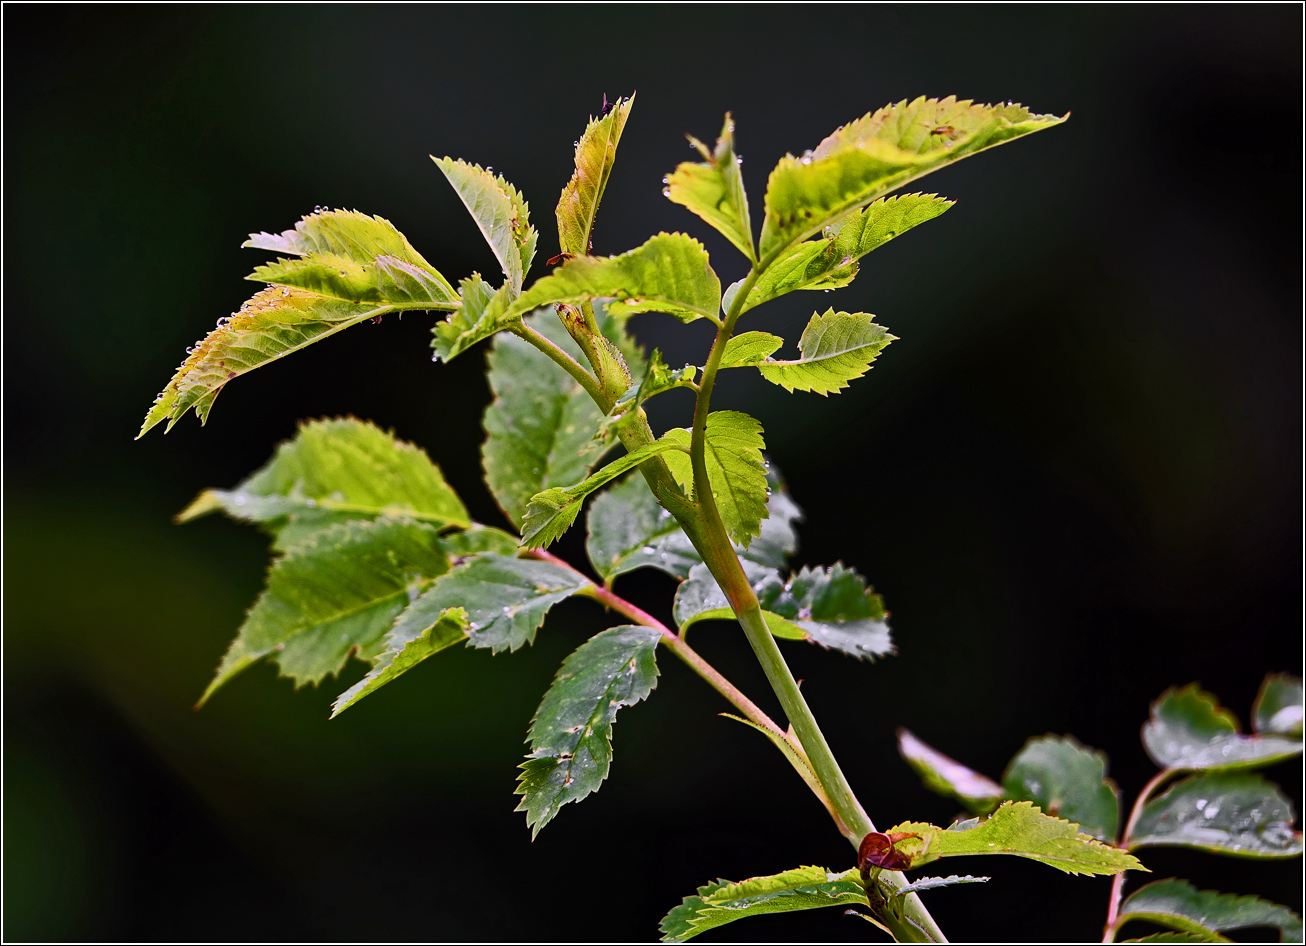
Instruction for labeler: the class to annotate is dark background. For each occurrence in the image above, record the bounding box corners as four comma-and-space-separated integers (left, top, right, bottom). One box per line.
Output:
5, 4, 1302, 942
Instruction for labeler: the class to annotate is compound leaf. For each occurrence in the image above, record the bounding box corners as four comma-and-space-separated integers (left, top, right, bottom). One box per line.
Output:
1118, 879, 1303, 944
760, 97, 1065, 259
516, 624, 661, 836
666, 113, 755, 262
1143, 684, 1302, 772
197, 517, 450, 707
434, 157, 536, 290
756, 310, 895, 395
756, 563, 894, 659
1130, 771, 1304, 859
660, 866, 867, 943
386, 553, 589, 656
330, 606, 470, 717
1254, 674, 1304, 738
661, 411, 769, 546
897, 728, 1005, 816
520, 438, 687, 549
740, 194, 952, 311
177, 417, 469, 550
882, 800, 1143, 875
506, 233, 721, 325
557, 94, 634, 256
1003, 735, 1120, 841
482, 312, 611, 528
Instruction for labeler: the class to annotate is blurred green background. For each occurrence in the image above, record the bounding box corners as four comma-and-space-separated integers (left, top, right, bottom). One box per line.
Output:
5, 5, 1301, 941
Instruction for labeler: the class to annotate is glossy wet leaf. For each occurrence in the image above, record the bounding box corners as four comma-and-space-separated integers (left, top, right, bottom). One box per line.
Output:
1117, 879, 1303, 944
1003, 735, 1119, 840
482, 312, 610, 528
660, 866, 867, 943
516, 625, 661, 836
177, 417, 469, 550
387, 553, 588, 656
760, 97, 1066, 259
756, 563, 894, 659
1254, 674, 1304, 738
1130, 771, 1304, 859
660, 411, 769, 545
433, 157, 536, 290
673, 560, 785, 632
897, 728, 1005, 816
885, 801, 1143, 875
506, 232, 721, 325
666, 113, 755, 262
557, 94, 634, 256
330, 607, 470, 717
1143, 684, 1302, 772
520, 437, 687, 549
197, 517, 450, 707
740, 194, 952, 311
755, 310, 895, 395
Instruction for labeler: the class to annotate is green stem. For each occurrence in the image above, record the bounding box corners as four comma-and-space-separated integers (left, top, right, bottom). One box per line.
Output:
1103, 768, 1174, 943
509, 321, 609, 409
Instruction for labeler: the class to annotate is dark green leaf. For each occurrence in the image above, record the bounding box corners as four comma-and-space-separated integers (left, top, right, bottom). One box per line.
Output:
896, 728, 1005, 816
1143, 684, 1302, 771
520, 438, 687, 549
1130, 771, 1304, 859
1003, 735, 1120, 841
1120, 933, 1227, 944
482, 312, 611, 528
1254, 674, 1304, 738
738, 194, 952, 311
557, 95, 634, 256
387, 553, 589, 656
197, 517, 450, 707
1118, 879, 1303, 944
506, 232, 722, 325
433, 158, 536, 290
886, 801, 1143, 875
660, 866, 867, 943
661, 411, 769, 546
755, 310, 895, 395
585, 472, 701, 581
177, 417, 469, 550
666, 113, 756, 262
516, 625, 661, 836
760, 97, 1065, 260
756, 564, 894, 659
673, 560, 783, 631
330, 607, 470, 717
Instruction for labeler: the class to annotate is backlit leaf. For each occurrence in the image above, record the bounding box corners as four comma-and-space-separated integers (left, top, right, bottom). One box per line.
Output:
386, 553, 589, 656
506, 233, 721, 325
661, 411, 769, 545
197, 517, 450, 707
434, 158, 536, 290
482, 312, 611, 528
516, 625, 661, 836
883, 800, 1143, 875
1143, 684, 1302, 772
720, 331, 784, 368
330, 606, 470, 717
897, 729, 1005, 816
520, 438, 688, 549
1254, 674, 1304, 738
666, 113, 756, 262
756, 310, 895, 395
431, 272, 515, 362
660, 866, 867, 943
1130, 771, 1304, 859
760, 97, 1065, 260
1003, 735, 1120, 841
1118, 879, 1303, 944
739, 194, 952, 311
557, 94, 634, 256
177, 417, 469, 550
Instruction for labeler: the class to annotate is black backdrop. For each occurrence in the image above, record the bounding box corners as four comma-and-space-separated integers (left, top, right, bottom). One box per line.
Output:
5, 4, 1302, 942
